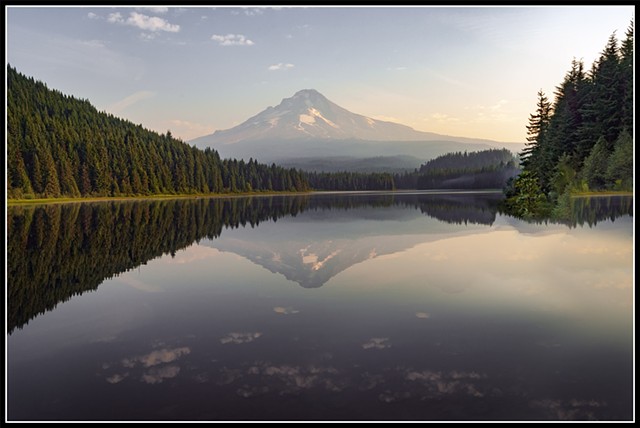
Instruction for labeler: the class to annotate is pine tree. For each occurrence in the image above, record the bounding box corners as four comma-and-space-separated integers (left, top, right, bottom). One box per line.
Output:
520, 90, 551, 174
605, 130, 633, 190
619, 20, 634, 133
581, 136, 610, 190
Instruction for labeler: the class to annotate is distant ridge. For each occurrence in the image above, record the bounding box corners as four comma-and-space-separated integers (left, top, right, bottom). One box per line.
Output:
190, 89, 525, 170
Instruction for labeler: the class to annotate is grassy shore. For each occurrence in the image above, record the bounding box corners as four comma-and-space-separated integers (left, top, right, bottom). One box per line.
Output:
6, 191, 314, 206
7, 188, 632, 206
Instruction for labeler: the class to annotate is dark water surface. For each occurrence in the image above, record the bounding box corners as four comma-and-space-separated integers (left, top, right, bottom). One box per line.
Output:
6, 191, 634, 421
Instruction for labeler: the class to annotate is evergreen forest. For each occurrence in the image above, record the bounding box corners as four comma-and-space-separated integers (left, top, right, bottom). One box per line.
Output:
6, 65, 523, 199
393, 148, 520, 190
503, 22, 634, 219
7, 65, 309, 199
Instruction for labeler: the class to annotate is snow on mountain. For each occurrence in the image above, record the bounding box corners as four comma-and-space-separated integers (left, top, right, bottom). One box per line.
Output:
189, 89, 524, 166
191, 89, 435, 145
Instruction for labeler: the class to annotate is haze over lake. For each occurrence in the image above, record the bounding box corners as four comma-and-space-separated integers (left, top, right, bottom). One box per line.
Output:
7, 192, 633, 421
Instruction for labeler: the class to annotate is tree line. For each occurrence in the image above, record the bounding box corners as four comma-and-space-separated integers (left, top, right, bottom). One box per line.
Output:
393, 148, 519, 190
503, 21, 633, 219
6, 65, 310, 199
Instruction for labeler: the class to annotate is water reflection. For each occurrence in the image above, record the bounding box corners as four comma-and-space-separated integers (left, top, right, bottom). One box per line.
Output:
6, 192, 634, 421
6, 192, 633, 333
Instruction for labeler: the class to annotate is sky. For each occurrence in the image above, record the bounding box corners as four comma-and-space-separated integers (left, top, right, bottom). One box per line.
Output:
5, 5, 634, 143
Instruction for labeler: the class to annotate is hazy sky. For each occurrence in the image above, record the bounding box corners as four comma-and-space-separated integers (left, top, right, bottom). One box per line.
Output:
6, 5, 634, 143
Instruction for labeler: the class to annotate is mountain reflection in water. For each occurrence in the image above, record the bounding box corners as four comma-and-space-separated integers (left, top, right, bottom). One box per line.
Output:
7, 192, 632, 333
6, 191, 633, 421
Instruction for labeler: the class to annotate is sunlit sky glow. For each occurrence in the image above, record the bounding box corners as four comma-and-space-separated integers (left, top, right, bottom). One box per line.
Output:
6, 5, 634, 143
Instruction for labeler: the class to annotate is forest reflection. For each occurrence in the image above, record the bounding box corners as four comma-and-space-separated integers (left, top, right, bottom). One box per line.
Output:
6, 192, 632, 334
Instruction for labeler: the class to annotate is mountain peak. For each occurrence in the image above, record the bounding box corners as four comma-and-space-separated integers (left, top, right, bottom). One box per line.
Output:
189, 89, 519, 153
293, 88, 323, 97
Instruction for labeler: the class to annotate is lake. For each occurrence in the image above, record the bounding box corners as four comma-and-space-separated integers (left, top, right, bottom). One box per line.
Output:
6, 191, 634, 421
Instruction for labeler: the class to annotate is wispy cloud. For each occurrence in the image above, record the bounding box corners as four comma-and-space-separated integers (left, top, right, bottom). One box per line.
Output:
137, 7, 169, 14
211, 33, 254, 46
406, 369, 487, 398
107, 12, 123, 23
529, 398, 607, 421
141, 365, 181, 384
127, 12, 180, 32
268, 62, 295, 71
273, 306, 300, 315
107, 11, 179, 33
220, 332, 262, 344
122, 347, 191, 368
87, 12, 98, 20
106, 373, 128, 384
243, 8, 265, 16
103, 346, 190, 386
139, 32, 156, 41
243, 363, 344, 394
464, 99, 510, 123
362, 337, 391, 350
429, 113, 461, 123
106, 90, 155, 114
415, 312, 430, 319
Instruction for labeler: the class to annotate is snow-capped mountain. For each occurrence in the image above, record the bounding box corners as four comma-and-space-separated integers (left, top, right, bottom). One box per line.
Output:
200, 194, 500, 288
189, 89, 524, 169
192, 89, 458, 145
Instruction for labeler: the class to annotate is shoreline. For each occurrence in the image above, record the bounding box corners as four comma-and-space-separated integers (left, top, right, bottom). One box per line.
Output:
6, 188, 632, 207
6, 191, 315, 206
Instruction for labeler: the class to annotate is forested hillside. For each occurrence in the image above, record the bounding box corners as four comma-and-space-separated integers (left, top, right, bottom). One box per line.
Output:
6, 66, 309, 199
503, 22, 634, 218
393, 148, 519, 189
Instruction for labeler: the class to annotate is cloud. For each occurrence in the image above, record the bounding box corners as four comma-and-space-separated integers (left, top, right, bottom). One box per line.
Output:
405, 370, 487, 398
379, 390, 412, 403
106, 90, 155, 114
362, 337, 391, 350
237, 385, 269, 398
141, 365, 181, 384
243, 8, 265, 16
429, 113, 461, 123
220, 332, 262, 345
87, 12, 98, 20
106, 373, 128, 384
466, 100, 511, 123
106, 11, 179, 33
245, 363, 344, 394
107, 12, 124, 23
121, 347, 191, 368
80, 39, 106, 48
415, 312, 430, 319
137, 7, 169, 14
139, 33, 156, 41
127, 12, 180, 33
268, 62, 295, 71
273, 306, 300, 315
529, 398, 606, 421
211, 34, 254, 46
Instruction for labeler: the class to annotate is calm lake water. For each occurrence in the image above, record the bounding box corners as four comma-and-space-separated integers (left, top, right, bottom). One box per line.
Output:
6, 191, 634, 421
